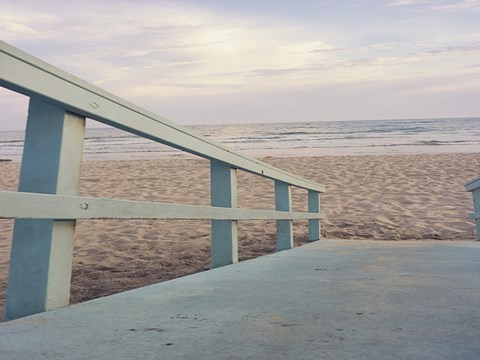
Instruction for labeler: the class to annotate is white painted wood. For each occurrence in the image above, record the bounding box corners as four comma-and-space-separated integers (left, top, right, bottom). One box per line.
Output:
4, 99, 85, 321
308, 190, 321, 241
210, 161, 238, 268
0, 41, 325, 193
275, 180, 293, 251
0, 191, 325, 221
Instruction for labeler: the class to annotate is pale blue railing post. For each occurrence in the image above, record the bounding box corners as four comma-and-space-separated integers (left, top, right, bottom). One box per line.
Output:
210, 161, 238, 268
308, 190, 321, 241
3, 98, 85, 321
275, 180, 293, 251
474, 189, 480, 240
465, 177, 480, 241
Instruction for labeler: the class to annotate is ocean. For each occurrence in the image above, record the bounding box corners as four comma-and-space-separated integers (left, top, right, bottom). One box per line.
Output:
0, 117, 479, 161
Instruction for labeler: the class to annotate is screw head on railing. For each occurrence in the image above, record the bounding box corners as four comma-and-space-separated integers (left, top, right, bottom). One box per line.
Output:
79, 203, 89, 210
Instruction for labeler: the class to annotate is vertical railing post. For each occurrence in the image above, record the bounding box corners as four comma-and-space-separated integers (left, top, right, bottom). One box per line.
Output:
473, 189, 480, 241
308, 190, 321, 241
210, 160, 238, 268
4, 98, 85, 321
275, 180, 293, 251
466, 182, 480, 241
465, 178, 480, 241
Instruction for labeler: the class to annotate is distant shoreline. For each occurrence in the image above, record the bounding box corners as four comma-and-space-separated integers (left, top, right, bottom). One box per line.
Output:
4, 143, 480, 162
1, 117, 479, 161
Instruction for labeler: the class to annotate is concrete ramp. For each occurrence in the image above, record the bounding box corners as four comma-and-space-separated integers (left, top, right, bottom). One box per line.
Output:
1, 240, 479, 359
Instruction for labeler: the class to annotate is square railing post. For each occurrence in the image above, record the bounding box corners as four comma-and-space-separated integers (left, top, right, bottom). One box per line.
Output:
473, 190, 480, 240
4, 98, 85, 321
275, 180, 293, 251
465, 177, 480, 241
210, 160, 238, 268
308, 190, 321, 241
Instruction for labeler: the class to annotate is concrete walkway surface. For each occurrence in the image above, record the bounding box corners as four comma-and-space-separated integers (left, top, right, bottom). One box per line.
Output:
1, 240, 479, 359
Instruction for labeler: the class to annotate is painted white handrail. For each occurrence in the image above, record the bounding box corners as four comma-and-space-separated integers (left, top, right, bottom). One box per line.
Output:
0, 41, 326, 321
0, 191, 325, 221
0, 41, 324, 193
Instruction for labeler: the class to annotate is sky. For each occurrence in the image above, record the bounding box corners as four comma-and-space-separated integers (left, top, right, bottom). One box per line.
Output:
1, 0, 479, 130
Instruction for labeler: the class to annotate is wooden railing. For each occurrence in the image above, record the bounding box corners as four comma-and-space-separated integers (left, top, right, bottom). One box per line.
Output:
0, 41, 325, 321
465, 177, 480, 240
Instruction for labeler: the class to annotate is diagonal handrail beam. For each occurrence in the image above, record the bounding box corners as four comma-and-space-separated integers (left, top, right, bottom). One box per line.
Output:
0, 41, 324, 193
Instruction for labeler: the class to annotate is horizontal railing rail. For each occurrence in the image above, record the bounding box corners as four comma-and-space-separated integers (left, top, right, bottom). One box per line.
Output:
0, 191, 325, 221
0, 40, 326, 321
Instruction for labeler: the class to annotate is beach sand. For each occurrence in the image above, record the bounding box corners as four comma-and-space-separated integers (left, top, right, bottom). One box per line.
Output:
0, 153, 479, 317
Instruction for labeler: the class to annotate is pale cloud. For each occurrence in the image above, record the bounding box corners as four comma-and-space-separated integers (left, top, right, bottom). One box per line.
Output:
433, 0, 480, 10
0, 1, 344, 97
0, 17, 36, 35
383, 0, 434, 7
2, 0, 477, 97
0, 0, 479, 129
0, 8, 56, 37
383, 0, 480, 10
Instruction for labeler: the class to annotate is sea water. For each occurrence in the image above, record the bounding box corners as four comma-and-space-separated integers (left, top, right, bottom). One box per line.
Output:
0, 117, 479, 161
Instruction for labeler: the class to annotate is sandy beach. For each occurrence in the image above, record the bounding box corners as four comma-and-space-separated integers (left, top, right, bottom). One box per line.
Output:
0, 152, 479, 317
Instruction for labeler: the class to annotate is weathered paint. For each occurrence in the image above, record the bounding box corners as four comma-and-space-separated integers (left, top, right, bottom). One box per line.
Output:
211, 161, 238, 268
275, 180, 293, 251
4, 99, 85, 321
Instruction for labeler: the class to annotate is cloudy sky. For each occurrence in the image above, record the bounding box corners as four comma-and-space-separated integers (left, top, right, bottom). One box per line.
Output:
1, 0, 479, 130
